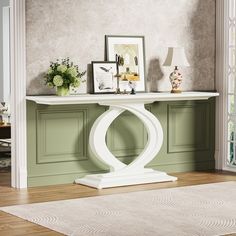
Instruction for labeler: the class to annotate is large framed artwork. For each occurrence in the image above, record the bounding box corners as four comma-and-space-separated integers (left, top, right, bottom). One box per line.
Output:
92, 61, 118, 93
105, 35, 146, 92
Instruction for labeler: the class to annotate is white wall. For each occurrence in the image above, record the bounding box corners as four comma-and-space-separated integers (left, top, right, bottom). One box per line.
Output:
0, 0, 10, 102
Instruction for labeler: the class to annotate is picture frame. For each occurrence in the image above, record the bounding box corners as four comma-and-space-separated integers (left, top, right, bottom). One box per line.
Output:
91, 61, 118, 94
105, 35, 146, 92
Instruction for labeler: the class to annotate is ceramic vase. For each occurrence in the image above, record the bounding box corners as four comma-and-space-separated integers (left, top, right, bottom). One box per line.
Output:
169, 66, 183, 93
56, 86, 70, 96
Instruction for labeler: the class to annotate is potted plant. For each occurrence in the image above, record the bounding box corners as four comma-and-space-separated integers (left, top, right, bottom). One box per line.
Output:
44, 58, 86, 96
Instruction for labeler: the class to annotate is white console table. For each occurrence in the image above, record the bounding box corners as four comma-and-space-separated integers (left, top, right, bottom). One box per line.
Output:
27, 92, 219, 189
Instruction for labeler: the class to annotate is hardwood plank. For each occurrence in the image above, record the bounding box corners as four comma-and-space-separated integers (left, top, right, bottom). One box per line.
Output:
0, 170, 236, 235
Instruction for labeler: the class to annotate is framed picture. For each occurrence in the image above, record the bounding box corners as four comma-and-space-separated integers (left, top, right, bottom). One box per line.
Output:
92, 61, 118, 93
105, 35, 146, 92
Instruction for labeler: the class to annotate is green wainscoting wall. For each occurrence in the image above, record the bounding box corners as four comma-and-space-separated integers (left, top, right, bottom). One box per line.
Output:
27, 98, 215, 187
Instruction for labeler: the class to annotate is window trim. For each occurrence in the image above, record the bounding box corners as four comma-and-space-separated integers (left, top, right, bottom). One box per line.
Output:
215, 0, 236, 172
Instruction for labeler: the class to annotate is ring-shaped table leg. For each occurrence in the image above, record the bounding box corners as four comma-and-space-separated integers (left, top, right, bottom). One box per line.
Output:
75, 103, 177, 189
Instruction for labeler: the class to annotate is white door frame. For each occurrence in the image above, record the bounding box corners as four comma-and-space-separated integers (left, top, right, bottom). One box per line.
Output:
215, 0, 236, 172
2, 6, 10, 103
215, 0, 227, 170
10, 0, 27, 188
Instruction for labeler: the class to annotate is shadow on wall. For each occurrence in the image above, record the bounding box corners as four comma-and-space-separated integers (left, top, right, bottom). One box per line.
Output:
189, 0, 215, 171
86, 63, 93, 93
189, 0, 215, 91
147, 58, 164, 92
27, 72, 55, 95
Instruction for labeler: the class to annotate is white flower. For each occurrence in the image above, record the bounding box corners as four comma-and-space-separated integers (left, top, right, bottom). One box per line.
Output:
72, 78, 80, 88
47, 82, 54, 88
57, 65, 67, 73
47, 68, 53, 74
53, 75, 63, 87
67, 67, 78, 77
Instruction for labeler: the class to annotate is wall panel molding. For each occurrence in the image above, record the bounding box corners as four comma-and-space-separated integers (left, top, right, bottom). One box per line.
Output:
27, 101, 215, 187
36, 109, 88, 164
167, 102, 210, 153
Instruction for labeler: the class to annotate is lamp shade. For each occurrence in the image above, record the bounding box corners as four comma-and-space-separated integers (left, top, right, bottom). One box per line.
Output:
163, 47, 190, 67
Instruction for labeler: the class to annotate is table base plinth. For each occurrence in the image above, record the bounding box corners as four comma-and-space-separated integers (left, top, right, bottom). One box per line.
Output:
75, 170, 177, 189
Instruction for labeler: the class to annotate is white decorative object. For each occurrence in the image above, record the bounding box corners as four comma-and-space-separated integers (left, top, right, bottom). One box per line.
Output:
77, 102, 176, 188
163, 47, 190, 93
27, 92, 219, 189
0, 102, 10, 124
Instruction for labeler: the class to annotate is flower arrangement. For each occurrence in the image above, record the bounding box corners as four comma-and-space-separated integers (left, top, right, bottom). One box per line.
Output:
45, 58, 86, 96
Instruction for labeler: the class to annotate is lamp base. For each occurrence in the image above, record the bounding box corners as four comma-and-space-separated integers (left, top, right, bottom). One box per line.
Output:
169, 66, 183, 94
171, 89, 182, 93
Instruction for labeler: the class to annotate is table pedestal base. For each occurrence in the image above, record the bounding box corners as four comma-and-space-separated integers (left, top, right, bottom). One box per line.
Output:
76, 103, 178, 189
75, 169, 177, 189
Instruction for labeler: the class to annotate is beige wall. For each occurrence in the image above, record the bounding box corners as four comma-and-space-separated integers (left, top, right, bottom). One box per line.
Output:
26, 0, 215, 95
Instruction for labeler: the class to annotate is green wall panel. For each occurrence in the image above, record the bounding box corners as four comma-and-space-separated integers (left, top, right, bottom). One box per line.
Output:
27, 98, 215, 187
168, 102, 210, 153
107, 110, 148, 163
37, 109, 87, 163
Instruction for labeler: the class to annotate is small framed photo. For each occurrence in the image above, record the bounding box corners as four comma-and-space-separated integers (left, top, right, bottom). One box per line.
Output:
105, 35, 146, 92
92, 61, 118, 93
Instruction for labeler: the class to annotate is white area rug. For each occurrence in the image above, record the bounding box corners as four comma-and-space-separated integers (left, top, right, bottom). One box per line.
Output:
1, 182, 236, 236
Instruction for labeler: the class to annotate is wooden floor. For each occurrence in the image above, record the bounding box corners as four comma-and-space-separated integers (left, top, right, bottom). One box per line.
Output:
0, 170, 236, 235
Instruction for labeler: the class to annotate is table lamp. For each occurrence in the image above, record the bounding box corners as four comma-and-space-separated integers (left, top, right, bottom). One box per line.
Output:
163, 47, 190, 93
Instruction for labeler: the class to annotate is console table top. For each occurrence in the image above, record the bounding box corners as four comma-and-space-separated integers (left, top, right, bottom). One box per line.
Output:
26, 92, 219, 105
